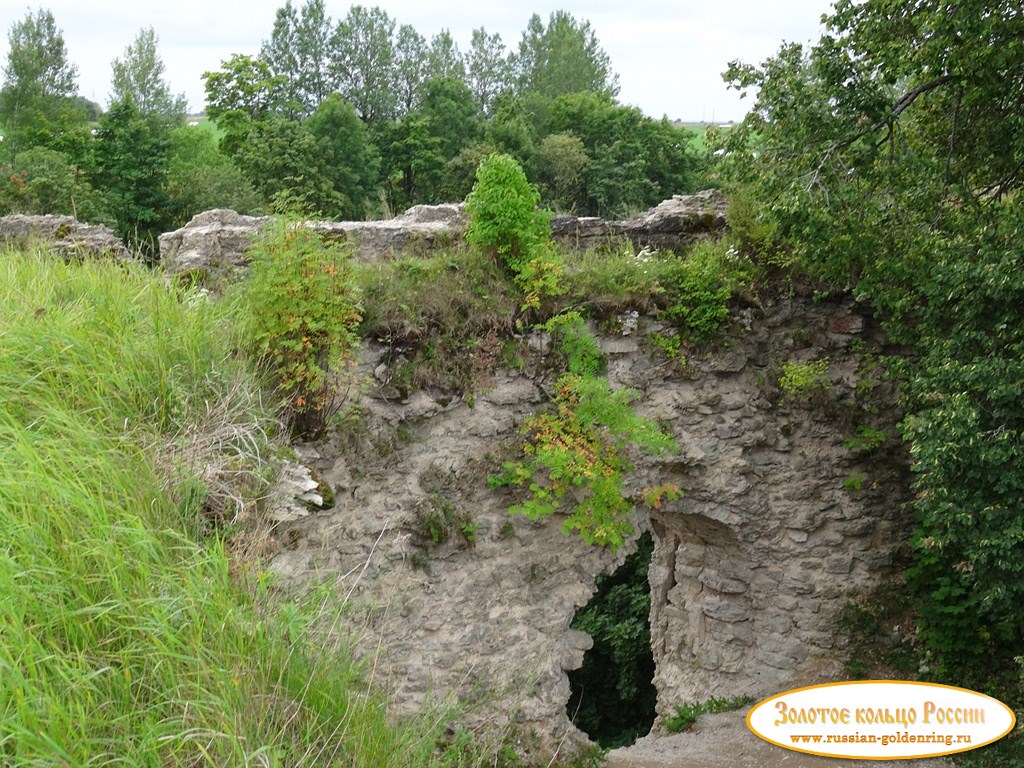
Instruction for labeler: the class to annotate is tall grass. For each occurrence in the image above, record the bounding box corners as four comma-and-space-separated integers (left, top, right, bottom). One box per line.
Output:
0, 246, 443, 766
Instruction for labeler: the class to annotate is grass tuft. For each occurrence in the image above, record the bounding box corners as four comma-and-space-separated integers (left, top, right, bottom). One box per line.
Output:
0, 244, 445, 766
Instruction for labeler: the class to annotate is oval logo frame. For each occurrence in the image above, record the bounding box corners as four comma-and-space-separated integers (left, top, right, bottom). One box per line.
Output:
746, 680, 1015, 760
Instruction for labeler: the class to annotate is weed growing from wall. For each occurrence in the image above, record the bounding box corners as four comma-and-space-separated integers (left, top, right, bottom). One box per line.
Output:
231, 220, 362, 437
490, 314, 678, 549
465, 153, 564, 310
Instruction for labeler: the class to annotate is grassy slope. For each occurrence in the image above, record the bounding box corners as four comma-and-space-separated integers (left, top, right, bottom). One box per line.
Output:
0, 246, 442, 766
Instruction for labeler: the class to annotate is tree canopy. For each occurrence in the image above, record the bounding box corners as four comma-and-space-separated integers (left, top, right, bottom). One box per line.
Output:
717, 0, 1024, 691
0, 8, 82, 163
110, 27, 188, 121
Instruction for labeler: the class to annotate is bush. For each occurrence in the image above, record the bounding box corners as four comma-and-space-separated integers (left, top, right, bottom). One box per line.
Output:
465, 153, 562, 309
232, 221, 362, 437
658, 238, 756, 344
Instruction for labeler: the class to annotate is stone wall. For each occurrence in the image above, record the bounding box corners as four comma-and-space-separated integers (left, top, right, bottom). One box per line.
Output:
265, 294, 911, 749
0, 213, 133, 261
158, 192, 728, 285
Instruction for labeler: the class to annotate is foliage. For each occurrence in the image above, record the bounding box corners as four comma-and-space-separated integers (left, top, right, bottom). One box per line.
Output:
231, 221, 362, 437
355, 247, 521, 396
840, 584, 921, 680
545, 92, 698, 217
568, 532, 657, 748
331, 4, 398, 122
306, 93, 379, 218
0, 146, 111, 223
234, 115, 340, 216
536, 132, 589, 213
543, 311, 604, 377
426, 29, 465, 82
490, 368, 677, 549
657, 239, 756, 343
110, 26, 187, 121
90, 97, 171, 254
465, 153, 562, 309
465, 152, 548, 267
843, 425, 887, 454
0, 8, 82, 163
202, 54, 289, 156
466, 27, 514, 116
260, 0, 334, 116
664, 696, 754, 733
0, 244, 450, 766
163, 125, 262, 228
516, 11, 619, 99
778, 358, 831, 400
717, 0, 1024, 694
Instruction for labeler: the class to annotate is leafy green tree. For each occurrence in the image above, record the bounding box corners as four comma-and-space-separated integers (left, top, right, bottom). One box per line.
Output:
465, 27, 513, 115
110, 27, 188, 122
0, 146, 111, 223
419, 76, 479, 161
260, 1, 304, 114
260, 0, 334, 115
0, 8, 83, 164
425, 29, 465, 82
90, 98, 171, 253
546, 92, 694, 216
441, 140, 499, 202
306, 94, 379, 219
232, 116, 339, 216
536, 132, 589, 212
375, 115, 444, 210
203, 54, 289, 155
716, 0, 1024, 688
515, 11, 619, 100
163, 125, 262, 228
465, 152, 549, 274
394, 24, 427, 114
330, 5, 397, 123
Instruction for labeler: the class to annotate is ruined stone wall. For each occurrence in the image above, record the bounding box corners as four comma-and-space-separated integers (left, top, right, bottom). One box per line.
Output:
266, 294, 911, 747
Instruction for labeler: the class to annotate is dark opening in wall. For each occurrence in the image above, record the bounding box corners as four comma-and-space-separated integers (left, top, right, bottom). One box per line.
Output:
567, 531, 656, 749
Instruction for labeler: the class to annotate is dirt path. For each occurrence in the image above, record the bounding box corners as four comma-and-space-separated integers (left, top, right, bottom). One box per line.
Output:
604, 710, 955, 768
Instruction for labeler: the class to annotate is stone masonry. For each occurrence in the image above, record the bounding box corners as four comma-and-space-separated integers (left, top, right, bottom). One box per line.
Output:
266, 293, 910, 750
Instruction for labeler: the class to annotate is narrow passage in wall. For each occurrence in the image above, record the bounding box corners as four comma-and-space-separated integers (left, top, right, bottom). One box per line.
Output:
567, 531, 656, 748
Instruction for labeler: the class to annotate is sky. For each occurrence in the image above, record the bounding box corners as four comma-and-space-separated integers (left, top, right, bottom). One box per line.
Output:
0, 0, 835, 122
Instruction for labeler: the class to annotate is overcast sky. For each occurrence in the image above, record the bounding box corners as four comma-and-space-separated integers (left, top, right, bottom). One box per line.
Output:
0, 0, 835, 122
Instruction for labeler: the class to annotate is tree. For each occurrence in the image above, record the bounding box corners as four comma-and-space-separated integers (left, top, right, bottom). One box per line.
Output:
515, 11, 619, 100
0, 8, 81, 163
536, 133, 589, 213
393, 24, 427, 114
330, 5, 397, 123
419, 77, 479, 161
0, 146, 111, 223
91, 98, 171, 253
306, 94, 378, 219
425, 30, 465, 83
232, 116, 339, 216
110, 27, 188, 121
716, 0, 1024, 684
203, 54, 289, 155
260, 1, 304, 115
260, 0, 334, 115
545, 92, 694, 216
163, 125, 262, 228
465, 27, 513, 115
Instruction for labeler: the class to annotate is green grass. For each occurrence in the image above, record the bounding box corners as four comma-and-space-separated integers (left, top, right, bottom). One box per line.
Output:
0, 244, 446, 766
663, 695, 754, 733
188, 114, 225, 140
